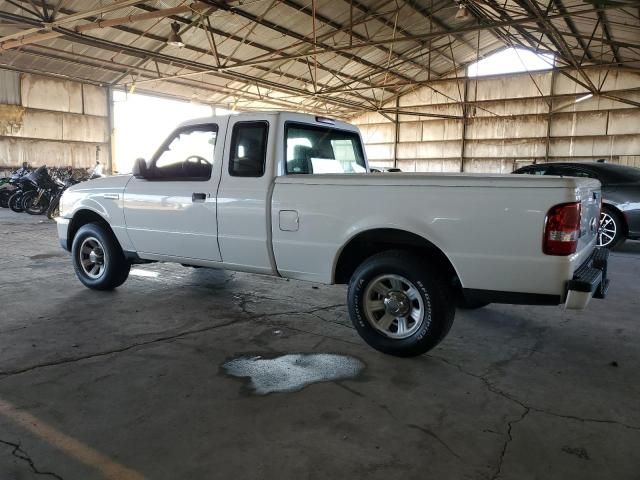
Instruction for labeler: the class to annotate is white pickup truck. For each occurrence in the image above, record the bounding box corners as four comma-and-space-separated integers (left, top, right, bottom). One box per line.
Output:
56, 112, 609, 357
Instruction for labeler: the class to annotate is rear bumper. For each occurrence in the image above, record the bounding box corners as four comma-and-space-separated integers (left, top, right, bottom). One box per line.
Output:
564, 247, 609, 309
56, 216, 70, 252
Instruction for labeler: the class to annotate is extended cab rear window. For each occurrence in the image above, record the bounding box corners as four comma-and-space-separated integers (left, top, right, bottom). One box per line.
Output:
229, 121, 269, 177
285, 123, 366, 175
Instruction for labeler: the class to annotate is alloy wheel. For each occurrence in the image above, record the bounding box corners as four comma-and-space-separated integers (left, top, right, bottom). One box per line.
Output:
363, 274, 426, 339
598, 212, 617, 247
78, 236, 107, 279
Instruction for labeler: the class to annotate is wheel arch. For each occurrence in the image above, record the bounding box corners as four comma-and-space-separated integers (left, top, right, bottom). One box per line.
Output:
602, 202, 629, 237
332, 228, 461, 290
67, 209, 117, 251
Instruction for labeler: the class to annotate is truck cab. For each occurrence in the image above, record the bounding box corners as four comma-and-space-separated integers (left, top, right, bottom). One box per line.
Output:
120, 113, 365, 274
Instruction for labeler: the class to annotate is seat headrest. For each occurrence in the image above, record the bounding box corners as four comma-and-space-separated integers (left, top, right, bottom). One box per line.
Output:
293, 145, 313, 159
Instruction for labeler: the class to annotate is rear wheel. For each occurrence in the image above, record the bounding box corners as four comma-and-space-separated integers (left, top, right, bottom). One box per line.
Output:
598, 207, 624, 249
347, 250, 455, 357
71, 222, 130, 290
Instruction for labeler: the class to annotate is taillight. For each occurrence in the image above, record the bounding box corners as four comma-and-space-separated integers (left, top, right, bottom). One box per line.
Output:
543, 202, 581, 255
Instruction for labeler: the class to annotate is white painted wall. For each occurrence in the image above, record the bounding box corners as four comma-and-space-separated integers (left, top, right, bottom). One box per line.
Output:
352, 67, 640, 173
0, 70, 110, 171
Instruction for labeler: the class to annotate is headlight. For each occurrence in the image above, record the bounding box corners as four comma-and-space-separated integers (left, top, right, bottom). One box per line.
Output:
58, 192, 69, 217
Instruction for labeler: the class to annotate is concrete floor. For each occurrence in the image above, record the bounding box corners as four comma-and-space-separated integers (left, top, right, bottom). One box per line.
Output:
0, 208, 639, 480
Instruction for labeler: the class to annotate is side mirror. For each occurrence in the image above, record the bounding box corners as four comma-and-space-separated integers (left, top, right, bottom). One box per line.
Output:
132, 158, 149, 179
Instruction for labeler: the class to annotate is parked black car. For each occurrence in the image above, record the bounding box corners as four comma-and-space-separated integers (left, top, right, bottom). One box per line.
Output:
513, 162, 640, 248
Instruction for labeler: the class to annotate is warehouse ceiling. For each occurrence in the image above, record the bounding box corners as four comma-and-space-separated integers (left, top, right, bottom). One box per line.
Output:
0, 0, 638, 118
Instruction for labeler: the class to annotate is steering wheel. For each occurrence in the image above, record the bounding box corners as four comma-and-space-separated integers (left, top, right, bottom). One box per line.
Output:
184, 155, 209, 165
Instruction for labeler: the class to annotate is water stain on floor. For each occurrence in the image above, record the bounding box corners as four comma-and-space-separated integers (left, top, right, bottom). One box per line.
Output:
222, 353, 365, 395
29, 252, 65, 260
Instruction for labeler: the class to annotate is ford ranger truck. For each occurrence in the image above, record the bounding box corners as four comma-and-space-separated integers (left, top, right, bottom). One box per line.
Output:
56, 112, 609, 357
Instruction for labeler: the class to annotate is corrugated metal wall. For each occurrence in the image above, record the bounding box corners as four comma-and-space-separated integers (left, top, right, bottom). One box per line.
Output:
0, 70, 110, 171
0, 70, 20, 105
353, 67, 640, 173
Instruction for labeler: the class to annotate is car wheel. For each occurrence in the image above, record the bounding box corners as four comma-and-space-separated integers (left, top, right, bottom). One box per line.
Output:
71, 222, 131, 290
347, 250, 455, 357
598, 207, 624, 249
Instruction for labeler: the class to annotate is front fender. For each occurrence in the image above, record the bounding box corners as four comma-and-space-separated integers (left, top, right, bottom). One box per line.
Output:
63, 193, 111, 221
61, 185, 134, 252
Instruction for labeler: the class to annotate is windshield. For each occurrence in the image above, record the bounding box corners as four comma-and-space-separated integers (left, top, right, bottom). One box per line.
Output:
285, 123, 366, 174
596, 164, 640, 184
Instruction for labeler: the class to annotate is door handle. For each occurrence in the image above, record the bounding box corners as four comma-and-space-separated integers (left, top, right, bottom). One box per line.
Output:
192, 192, 207, 202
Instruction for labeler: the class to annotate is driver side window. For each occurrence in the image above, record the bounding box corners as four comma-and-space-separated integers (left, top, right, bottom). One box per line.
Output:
152, 124, 218, 180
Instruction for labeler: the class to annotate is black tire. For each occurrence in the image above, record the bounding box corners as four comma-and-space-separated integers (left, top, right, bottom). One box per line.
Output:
457, 298, 490, 310
22, 190, 49, 215
0, 189, 12, 208
598, 207, 625, 249
347, 250, 455, 357
71, 222, 131, 290
47, 196, 61, 219
8, 192, 24, 212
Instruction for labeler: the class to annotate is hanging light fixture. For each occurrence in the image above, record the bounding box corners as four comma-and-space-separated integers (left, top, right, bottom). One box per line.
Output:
167, 21, 185, 47
575, 93, 594, 104
455, 2, 470, 19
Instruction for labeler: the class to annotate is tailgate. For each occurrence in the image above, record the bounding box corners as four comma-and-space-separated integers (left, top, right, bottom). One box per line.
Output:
576, 180, 601, 252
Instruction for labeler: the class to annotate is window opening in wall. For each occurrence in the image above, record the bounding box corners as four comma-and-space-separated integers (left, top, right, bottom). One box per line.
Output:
467, 47, 554, 77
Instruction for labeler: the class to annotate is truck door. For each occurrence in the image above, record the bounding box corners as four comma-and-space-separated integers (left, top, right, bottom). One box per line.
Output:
216, 117, 275, 274
123, 121, 226, 261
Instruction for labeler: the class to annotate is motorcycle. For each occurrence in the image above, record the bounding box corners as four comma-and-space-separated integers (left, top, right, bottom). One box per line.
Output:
0, 165, 31, 208
21, 166, 67, 215
3, 164, 95, 215
8, 170, 40, 213
46, 169, 87, 219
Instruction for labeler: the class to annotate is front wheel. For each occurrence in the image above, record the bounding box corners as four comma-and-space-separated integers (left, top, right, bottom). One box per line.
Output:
0, 189, 13, 208
22, 190, 49, 215
347, 250, 455, 357
598, 208, 624, 249
46, 196, 61, 219
8, 192, 24, 212
71, 222, 131, 290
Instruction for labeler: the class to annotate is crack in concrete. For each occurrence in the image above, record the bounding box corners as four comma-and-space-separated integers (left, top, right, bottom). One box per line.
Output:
430, 352, 640, 478
429, 353, 640, 431
477, 329, 549, 380
0, 300, 350, 380
0, 438, 64, 479
306, 310, 353, 330
335, 382, 463, 462
233, 291, 346, 324
0, 318, 246, 379
407, 424, 462, 460
490, 408, 530, 480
